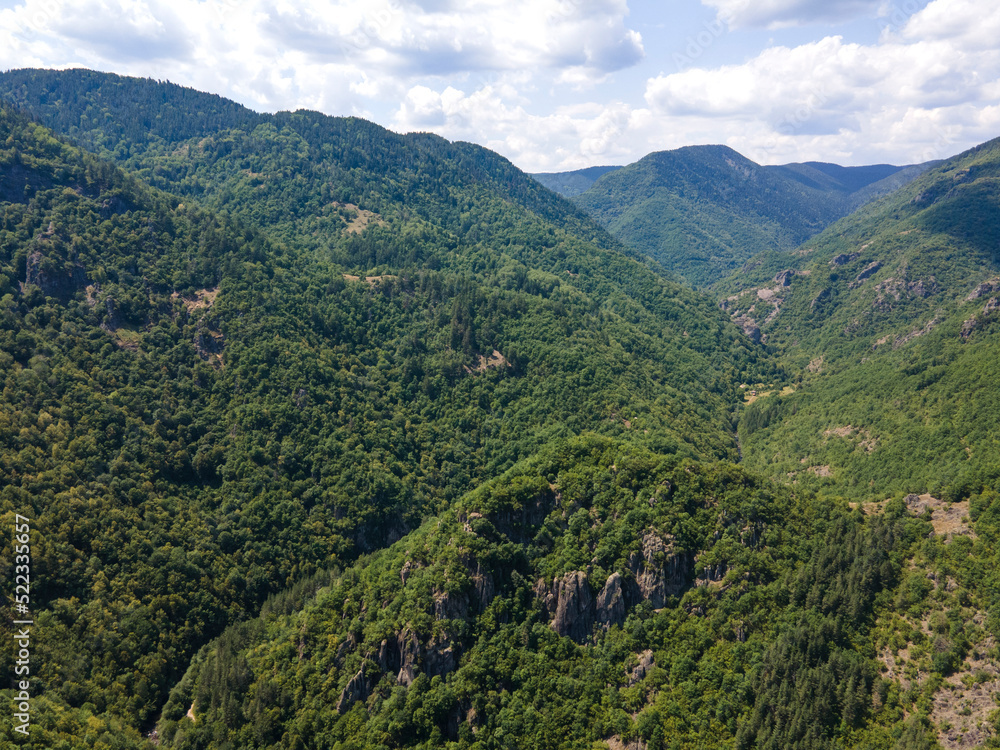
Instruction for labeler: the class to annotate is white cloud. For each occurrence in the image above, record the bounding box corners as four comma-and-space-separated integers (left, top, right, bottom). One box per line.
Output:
898, 0, 1000, 48
0, 0, 998, 173
702, 0, 887, 29
0, 0, 644, 127
393, 83, 640, 170
644, 0, 1000, 165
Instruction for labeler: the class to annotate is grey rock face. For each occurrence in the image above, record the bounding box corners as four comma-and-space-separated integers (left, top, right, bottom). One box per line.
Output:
628, 532, 690, 608
830, 252, 860, 267
552, 571, 594, 643
336, 668, 369, 714
536, 571, 596, 643
854, 260, 883, 283
628, 650, 655, 686
596, 572, 626, 630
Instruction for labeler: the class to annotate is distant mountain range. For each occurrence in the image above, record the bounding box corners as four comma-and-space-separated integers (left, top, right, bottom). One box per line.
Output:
535, 147, 937, 286
531, 165, 623, 197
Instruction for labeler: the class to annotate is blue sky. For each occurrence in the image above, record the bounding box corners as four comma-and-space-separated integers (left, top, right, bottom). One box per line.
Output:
1, 0, 998, 171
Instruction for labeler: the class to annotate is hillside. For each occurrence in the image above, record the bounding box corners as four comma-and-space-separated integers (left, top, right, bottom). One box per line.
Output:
0, 77, 768, 747
571, 145, 930, 287
531, 165, 623, 197
2, 69, 1000, 750
720, 137, 1000, 501
157, 437, 999, 750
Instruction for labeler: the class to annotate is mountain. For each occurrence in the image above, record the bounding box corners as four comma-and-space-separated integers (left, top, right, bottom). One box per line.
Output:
155, 435, 916, 749
569, 145, 933, 287
0, 73, 772, 747
531, 165, 623, 197
719, 137, 1000, 502
2, 69, 999, 750
767, 161, 906, 195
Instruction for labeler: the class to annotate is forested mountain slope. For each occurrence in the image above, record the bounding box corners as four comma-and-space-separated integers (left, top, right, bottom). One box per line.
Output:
721, 137, 1000, 501
0, 69, 626, 270
530, 165, 623, 197
157, 437, 1000, 750
2, 69, 999, 750
570, 145, 931, 287
0, 75, 767, 747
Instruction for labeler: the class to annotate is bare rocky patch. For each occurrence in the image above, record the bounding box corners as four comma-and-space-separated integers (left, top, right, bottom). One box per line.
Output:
342, 273, 397, 286
332, 201, 386, 234
821, 425, 878, 453
464, 349, 510, 374
172, 286, 219, 313
903, 494, 975, 540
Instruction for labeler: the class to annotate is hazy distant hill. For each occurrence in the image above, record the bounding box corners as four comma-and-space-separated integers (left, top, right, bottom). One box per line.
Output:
531, 165, 622, 197
566, 145, 932, 287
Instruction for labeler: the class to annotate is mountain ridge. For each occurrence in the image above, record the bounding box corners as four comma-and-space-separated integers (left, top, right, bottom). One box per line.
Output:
559, 144, 935, 286
0, 75, 774, 747
2, 68, 1000, 750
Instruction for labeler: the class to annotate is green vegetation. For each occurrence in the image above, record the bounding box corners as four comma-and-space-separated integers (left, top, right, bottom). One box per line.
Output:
530, 166, 623, 198
0, 77, 762, 748
2, 69, 1000, 750
572, 145, 926, 288
154, 437, 946, 750
723, 137, 1000, 501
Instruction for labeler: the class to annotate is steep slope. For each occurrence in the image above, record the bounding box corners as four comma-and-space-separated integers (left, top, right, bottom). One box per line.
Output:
156, 436, 970, 750
0, 69, 626, 272
0, 84, 768, 745
571, 145, 927, 287
3, 71, 998, 750
531, 165, 622, 197
721, 137, 1000, 501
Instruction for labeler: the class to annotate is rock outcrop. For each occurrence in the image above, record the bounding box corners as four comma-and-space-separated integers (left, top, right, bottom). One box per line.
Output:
830, 252, 860, 267
960, 297, 999, 340
397, 629, 420, 687
472, 561, 496, 612
552, 571, 594, 643
536, 571, 596, 643
628, 650, 655, 686
733, 314, 762, 344
336, 667, 369, 713
967, 278, 1000, 301
596, 572, 626, 630
628, 532, 690, 608
395, 627, 456, 685
853, 260, 882, 284
433, 588, 469, 621
774, 269, 795, 286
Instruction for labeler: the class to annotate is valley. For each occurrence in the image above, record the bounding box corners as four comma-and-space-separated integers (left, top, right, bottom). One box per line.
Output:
0, 68, 999, 750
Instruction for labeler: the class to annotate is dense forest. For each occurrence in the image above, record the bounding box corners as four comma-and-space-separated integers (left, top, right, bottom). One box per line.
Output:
0, 69, 998, 750
716, 137, 1000, 501
570, 145, 931, 287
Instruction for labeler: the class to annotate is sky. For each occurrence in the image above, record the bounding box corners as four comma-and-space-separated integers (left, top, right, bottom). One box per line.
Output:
1, 0, 999, 172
